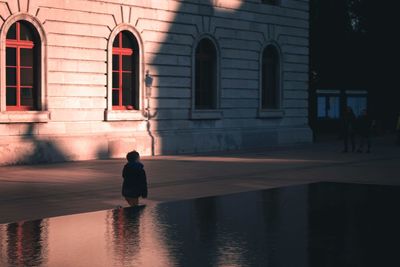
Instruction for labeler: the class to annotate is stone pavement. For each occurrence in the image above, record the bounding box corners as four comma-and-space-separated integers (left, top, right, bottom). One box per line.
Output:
1, 134, 399, 224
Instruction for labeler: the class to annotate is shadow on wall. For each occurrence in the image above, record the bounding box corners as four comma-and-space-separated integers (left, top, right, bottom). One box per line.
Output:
150, 0, 247, 155
9, 122, 114, 165
16, 123, 67, 165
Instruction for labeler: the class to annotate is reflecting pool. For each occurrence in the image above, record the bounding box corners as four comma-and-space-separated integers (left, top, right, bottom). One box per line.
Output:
1, 182, 400, 266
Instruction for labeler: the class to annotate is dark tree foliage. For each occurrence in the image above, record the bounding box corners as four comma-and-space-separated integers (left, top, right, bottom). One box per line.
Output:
310, 0, 399, 129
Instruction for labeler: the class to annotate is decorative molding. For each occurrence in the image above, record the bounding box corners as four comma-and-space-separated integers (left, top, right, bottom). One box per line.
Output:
104, 110, 145, 121
0, 111, 50, 123
258, 109, 285, 118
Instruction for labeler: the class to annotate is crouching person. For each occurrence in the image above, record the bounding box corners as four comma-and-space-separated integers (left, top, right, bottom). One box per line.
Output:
122, 150, 148, 206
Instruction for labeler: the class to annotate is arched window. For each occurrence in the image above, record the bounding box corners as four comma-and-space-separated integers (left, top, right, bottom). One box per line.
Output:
112, 31, 139, 110
261, 45, 280, 109
195, 38, 217, 109
5, 21, 40, 111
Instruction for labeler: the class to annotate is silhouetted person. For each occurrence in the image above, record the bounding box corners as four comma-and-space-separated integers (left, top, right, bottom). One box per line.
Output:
396, 112, 400, 145
356, 109, 372, 153
342, 106, 356, 152
122, 150, 148, 206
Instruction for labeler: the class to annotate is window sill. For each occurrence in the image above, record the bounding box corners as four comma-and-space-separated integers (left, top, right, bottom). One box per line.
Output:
190, 110, 222, 120
0, 111, 50, 123
258, 109, 285, 118
104, 110, 145, 121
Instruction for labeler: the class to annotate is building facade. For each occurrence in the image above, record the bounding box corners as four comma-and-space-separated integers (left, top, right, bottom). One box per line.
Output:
0, 0, 311, 165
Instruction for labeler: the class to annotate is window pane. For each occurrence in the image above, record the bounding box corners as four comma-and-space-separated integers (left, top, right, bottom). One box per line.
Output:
21, 68, 33, 86
122, 31, 133, 48
112, 72, 119, 88
122, 73, 132, 90
19, 22, 34, 41
112, 90, 119, 106
6, 87, 17, 106
21, 88, 34, 107
122, 72, 133, 107
112, 55, 119, 70
347, 96, 367, 117
6, 68, 16, 86
327, 96, 340, 119
6, 48, 16, 66
122, 56, 132, 71
20, 48, 33, 66
266, 64, 277, 108
262, 46, 279, 109
122, 87, 132, 107
6, 23, 16, 40
113, 35, 119, 47
195, 39, 217, 109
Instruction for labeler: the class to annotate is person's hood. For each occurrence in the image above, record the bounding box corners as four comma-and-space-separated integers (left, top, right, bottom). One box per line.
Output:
127, 161, 144, 169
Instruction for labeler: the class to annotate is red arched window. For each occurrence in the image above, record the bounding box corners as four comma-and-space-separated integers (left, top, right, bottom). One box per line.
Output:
112, 31, 139, 110
6, 21, 39, 111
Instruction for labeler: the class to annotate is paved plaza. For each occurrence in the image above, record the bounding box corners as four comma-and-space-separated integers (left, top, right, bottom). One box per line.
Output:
1, 134, 399, 224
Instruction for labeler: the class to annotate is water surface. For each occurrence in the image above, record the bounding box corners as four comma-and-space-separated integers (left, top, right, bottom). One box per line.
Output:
1, 182, 400, 266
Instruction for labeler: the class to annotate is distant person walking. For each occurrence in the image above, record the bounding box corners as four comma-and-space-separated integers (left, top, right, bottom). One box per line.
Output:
122, 150, 148, 207
356, 109, 372, 153
396, 112, 400, 145
342, 106, 356, 153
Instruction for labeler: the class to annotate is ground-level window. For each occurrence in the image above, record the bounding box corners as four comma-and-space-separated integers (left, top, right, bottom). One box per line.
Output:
195, 38, 217, 109
261, 45, 280, 109
347, 95, 367, 117
6, 21, 39, 111
317, 95, 340, 119
112, 31, 139, 110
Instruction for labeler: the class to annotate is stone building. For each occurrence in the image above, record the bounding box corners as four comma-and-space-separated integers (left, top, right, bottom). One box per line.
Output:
0, 0, 311, 165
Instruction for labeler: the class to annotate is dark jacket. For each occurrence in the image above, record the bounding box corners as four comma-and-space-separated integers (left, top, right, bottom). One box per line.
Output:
122, 162, 148, 198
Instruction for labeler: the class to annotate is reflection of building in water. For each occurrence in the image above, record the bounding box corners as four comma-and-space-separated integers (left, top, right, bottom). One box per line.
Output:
154, 198, 220, 266
0, 0, 311, 165
0, 220, 48, 267
262, 186, 308, 266
155, 188, 308, 266
0, 224, 7, 266
37, 207, 174, 266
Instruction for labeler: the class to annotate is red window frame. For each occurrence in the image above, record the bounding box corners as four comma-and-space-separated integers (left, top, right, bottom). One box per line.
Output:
112, 32, 135, 110
6, 21, 36, 111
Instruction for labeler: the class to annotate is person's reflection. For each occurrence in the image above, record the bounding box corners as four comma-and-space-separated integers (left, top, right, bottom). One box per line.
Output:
6, 220, 48, 267
109, 206, 145, 266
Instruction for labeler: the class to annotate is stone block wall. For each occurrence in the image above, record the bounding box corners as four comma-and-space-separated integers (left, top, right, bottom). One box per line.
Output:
0, 0, 311, 165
